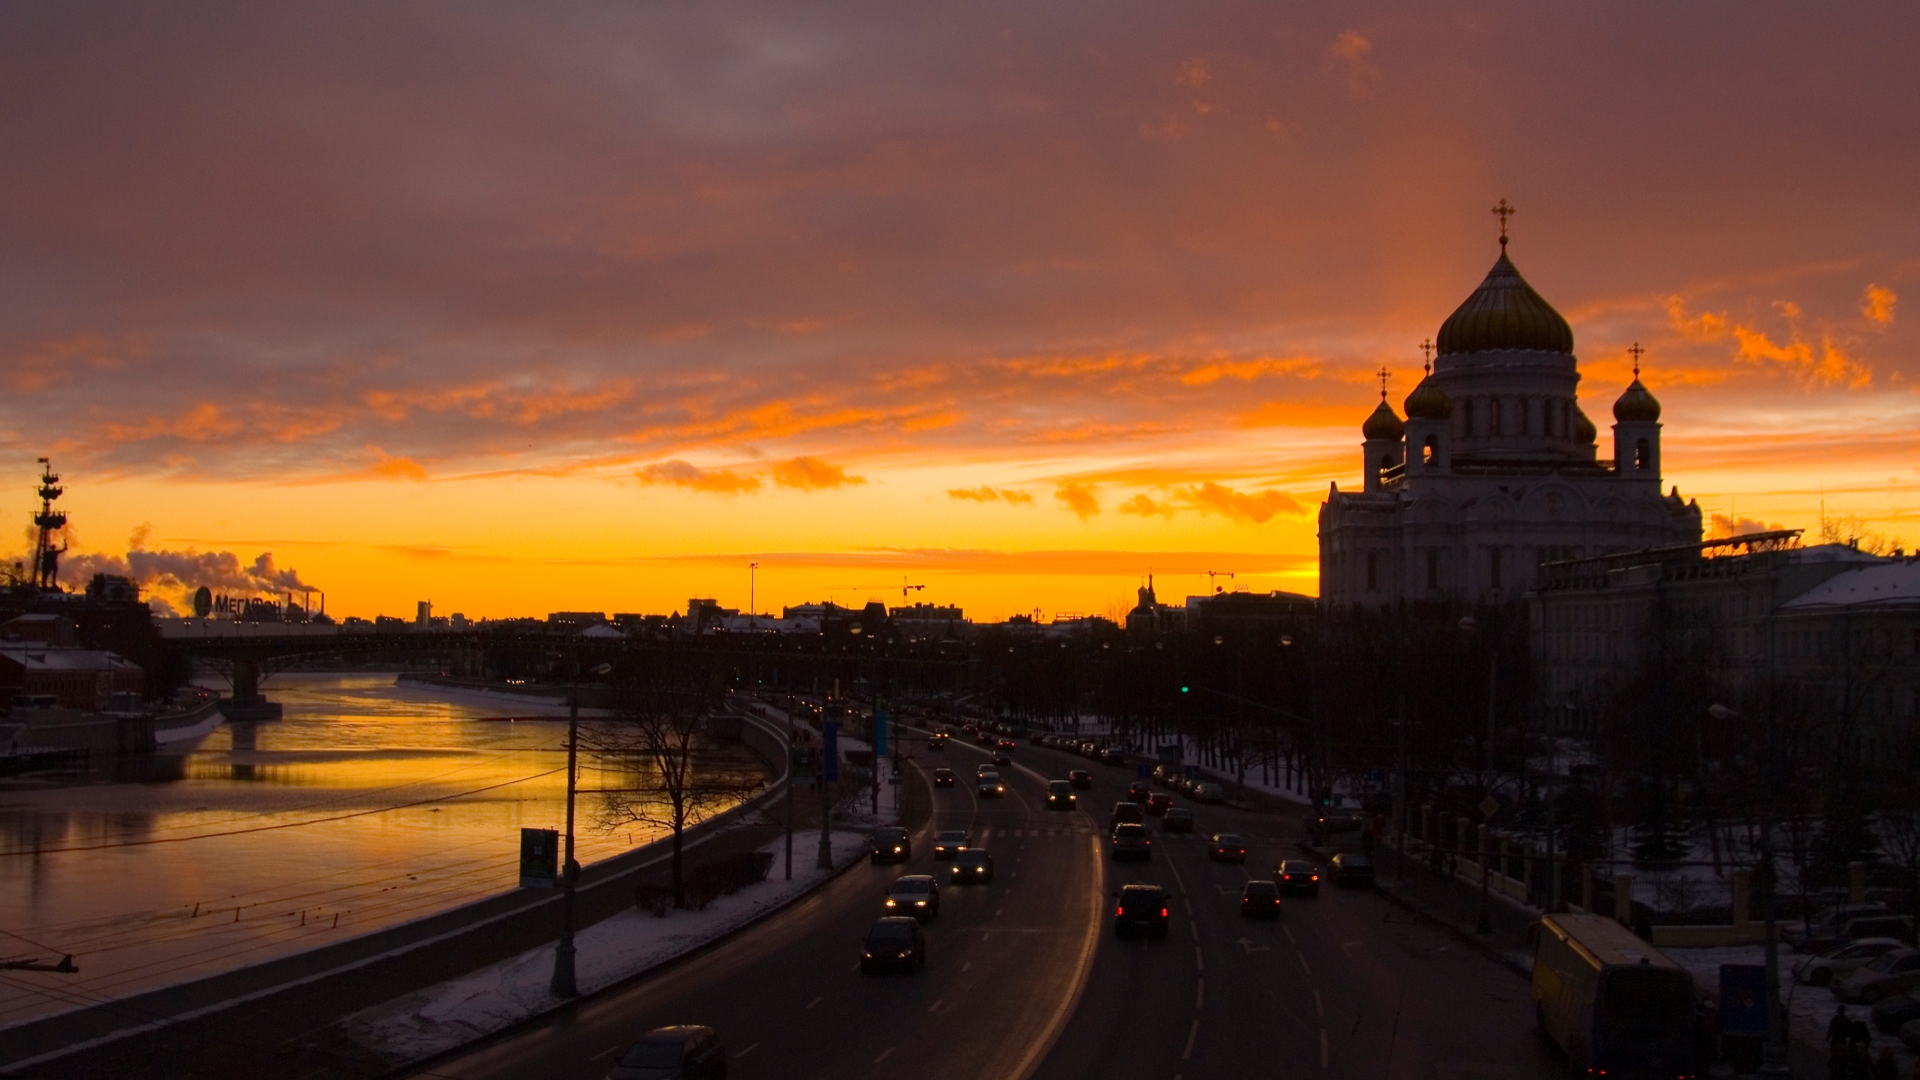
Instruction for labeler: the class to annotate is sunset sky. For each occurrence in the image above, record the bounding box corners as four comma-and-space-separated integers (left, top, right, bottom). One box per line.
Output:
3, 3, 1916, 621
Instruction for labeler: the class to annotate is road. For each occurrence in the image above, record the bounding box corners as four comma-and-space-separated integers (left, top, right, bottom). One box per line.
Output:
414, 729, 1559, 1080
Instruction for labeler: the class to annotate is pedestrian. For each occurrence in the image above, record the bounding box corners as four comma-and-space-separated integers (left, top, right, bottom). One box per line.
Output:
1831, 1005, 1853, 1050
1871, 1047, 1898, 1080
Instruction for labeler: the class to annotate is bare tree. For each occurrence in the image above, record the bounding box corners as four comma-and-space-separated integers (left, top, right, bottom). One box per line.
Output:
582, 681, 767, 909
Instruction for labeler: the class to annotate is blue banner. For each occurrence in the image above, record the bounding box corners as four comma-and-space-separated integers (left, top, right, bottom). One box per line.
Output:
823, 721, 839, 782
1719, 964, 1769, 1036
873, 709, 887, 756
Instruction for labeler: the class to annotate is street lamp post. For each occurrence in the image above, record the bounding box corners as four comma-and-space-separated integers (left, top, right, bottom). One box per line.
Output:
550, 659, 611, 998
1461, 616, 1496, 936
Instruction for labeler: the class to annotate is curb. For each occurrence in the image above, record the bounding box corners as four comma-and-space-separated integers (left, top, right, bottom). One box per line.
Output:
1294, 839, 1533, 981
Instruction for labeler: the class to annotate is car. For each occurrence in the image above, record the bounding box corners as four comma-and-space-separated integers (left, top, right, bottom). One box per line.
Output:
1046, 779, 1077, 809
1276, 859, 1321, 897
860, 916, 926, 975
975, 763, 995, 778
978, 770, 1006, 798
1330, 852, 1375, 887
1794, 938, 1906, 987
1099, 747, 1126, 766
933, 829, 970, 859
1240, 879, 1281, 919
1113, 883, 1169, 939
1206, 833, 1247, 863
951, 848, 994, 883
1109, 801, 1145, 831
883, 875, 941, 920
1162, 808, 1195, 834
998, 738, 1017, 751
992, 749, 1012, 766
607, 1024, 727, 1080
1192, 782, 1225, 804
928, 732, 948, 751
1068, 770, 1093, 790
1834, 948, 1920, 1004
1145, 792, 1173, 815
1152, 764, 1177, 787
932, 767, 956, 788
1304, 795, 1365, 837
1028, 732, 1047, 745
1874, 988, 1920, 1034
975, 729, 996, 745
1787, 901, 1890, 952
870, 827, 911, 864
1110, 822, 1152, 861
1126, 780, 1152, 803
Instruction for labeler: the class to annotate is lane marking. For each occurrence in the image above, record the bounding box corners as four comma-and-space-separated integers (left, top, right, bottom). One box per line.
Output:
875, 1047, 895, 1063
1008, 835, 1104, 1080
1283, 924, 1296, 945
1296, 951, 1312, 976
592, 1046, 618, 1061
1314, 989, 1325, 1018
1189, 922, 1199, 942
1194, 946, 1204, 971
995, 908, 1004, 917
962, 961, 972, 971
806, 996, 823, 1009
735, 1043, 759, 1059
1319, 1028, 1329, 1070
929, 998, 944, 1013
1182, 1018, 1199, 1061
1195, 978, 1205, 1010
1183, 898, 1193, 916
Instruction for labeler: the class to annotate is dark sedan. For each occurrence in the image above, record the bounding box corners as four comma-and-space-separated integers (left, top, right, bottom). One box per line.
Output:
860, 917, 926, 975
1240, 879, 1281, 919
869, 827, 911, 864
1162, 808, 1195, 834
607, 1025, 727, 1080
1276, 859, 1321, 897
1206, 833, 1247, 863
1330, 852, 1375, 887
950, 848, 994, 883
1068, 770, 1093, 789
932, 767, 955, 788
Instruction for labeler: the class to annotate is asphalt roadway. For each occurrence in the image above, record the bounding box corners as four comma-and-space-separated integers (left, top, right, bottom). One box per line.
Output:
413, 731, 1561, 1080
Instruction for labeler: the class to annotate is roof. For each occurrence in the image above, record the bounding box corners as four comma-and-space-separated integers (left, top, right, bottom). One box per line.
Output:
1780, 559, 1920, 611
1436, 253, 1574, 356
1543, 913, 1681, 970
0, 646, 137, 672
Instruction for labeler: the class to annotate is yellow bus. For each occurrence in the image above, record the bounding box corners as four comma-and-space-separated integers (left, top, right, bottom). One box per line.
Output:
1532, 913, 1697, 1078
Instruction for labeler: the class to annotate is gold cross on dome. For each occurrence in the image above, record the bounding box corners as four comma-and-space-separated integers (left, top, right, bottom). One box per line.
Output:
1377, 366, 1391, 401
1492, 199, 1515, 247
1419, 338, 1434, 374
1628, 341, 1645, 378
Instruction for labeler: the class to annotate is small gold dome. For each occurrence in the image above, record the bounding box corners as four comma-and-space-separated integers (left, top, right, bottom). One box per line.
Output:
1404, 376, 1452, 420
1613, 379, 1661, 423
1572, 407, 1597, 444
1363, 399, 1405, 440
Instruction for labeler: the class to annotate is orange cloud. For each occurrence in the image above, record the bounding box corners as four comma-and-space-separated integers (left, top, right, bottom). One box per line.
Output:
948, 485, 1033, 504
1325, 31, 1377, 98
638, 459, 762, 494
1179, 482, 1303, 524
1118, 493, 1176, 519
103, 402, 243, 443
1863, 284, 1896, 324
1665, 296, 1872, 388
771, 456, 865, 491
1054, 481, 1100, 519
1177, 356, 1320, 386
367, 446, 428, 482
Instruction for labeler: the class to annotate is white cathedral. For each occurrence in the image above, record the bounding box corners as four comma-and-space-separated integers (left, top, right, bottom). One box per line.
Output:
1317, 224, 1703, 608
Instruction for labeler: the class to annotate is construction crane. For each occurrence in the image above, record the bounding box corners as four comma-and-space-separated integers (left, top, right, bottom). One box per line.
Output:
826, 576, 928, 601
1147, 568, 1236, 594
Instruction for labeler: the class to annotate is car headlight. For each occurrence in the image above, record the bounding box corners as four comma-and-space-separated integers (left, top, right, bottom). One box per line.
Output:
914, 900, 926, 906
885, 899, 896, 906
892, 846, 902, 852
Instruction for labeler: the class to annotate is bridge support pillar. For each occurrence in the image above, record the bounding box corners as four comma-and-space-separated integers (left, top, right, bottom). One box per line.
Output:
218, 657, 283, 721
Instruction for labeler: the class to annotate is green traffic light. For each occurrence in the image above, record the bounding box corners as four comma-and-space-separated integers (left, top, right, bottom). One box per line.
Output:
1180, 686, 1189, 693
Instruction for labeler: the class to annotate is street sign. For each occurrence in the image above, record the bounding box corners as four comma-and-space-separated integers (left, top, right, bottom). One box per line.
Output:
1366, 769, 1384, 785
1185, 764, 1199, 779
1719, 964, 1769, 1036
1478, 796, 1500, 818
1136, 763, 1152, 779
519, 828, 558, 888
823, 721, 840, 783
873, 709, 888, 756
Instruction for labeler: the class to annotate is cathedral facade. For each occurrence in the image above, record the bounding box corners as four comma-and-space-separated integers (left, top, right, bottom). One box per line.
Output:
1317, 233, 1702, 608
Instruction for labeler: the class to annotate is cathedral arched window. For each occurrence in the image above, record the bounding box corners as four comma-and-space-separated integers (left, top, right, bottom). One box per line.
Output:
1489, 397, 1502, 436
1460, 398, 1474, 437
1634, 438, 1651, 470
1422, 435, 1439, 467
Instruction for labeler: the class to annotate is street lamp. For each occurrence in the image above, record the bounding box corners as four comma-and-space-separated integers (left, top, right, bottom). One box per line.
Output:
551, 659, 612, 998
1711, 702, 1789, 1078
1460, 615, 1496, 936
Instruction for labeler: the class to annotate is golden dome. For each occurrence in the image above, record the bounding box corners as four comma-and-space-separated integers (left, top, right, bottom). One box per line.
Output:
1363, 399, 1405, 440
1436, 253, 1574, 356
1572, 407, 1597, 444
1403, 375, 1452, 420
1612, 379, 1661, 422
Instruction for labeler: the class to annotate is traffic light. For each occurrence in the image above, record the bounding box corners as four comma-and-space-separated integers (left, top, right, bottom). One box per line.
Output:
1179, 685, 1189, 694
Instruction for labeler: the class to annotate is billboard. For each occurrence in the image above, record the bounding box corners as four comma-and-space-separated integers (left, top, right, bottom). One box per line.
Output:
519, 827, 559, 888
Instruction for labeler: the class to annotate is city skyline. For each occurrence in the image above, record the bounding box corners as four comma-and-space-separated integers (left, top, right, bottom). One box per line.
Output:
4, 3, 1915, 620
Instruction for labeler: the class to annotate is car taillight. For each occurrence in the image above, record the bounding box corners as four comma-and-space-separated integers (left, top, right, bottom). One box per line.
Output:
1115, 906, 1123, 916
1160, 908, 1168, 916
1311, 875, 1319, 881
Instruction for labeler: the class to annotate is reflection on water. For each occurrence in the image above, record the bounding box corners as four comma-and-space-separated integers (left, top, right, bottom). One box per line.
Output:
0, 673, 765, 1028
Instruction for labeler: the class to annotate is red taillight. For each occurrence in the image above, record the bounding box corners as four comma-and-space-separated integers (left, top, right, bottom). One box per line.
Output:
1160, 908, 1168, 916
1311, 875, 1319, 881
1115, 906, 1123, 916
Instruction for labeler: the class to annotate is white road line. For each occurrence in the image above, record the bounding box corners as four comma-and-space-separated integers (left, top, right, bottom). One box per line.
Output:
995, 908, 1004, 917
929, 998, 944, 1013
875, 1047, 895, 1064
735, 1043, 759, 1059
1195, 978, 1205, 1010
962, 961, 972, 971
1183, 898, 1193, 916
592, 1046, 618, 1061
1314, 989, 1325, 1018
1193, 946, 1204, 970
1319, 1028, 1329, 1069
1283, 923, 1296, 944
1189, 922, 1199, 941
849, 961, 860, 972
1182, 1018, 1199, 1060
806, 996, 823, 1009
1296, 951, 1312, 976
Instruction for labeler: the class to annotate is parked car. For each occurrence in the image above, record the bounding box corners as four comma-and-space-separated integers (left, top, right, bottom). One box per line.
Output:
1240, 879, 1281, 919
869, 827, 911, 864
1191, 782, 1224, 804
1873, 988, 1920, 1034
1206, 833, 1247, 863
1834, 947, 1920, 1004
1276, 859, 1321, 897
1099, 747, 1126, 766
1902, 1013, 1920, 1051
1330, 852, 1375, 887
1305, 795, 1364, 836
859, 917, 926, 975
607, 1025, 727, 1080
1162, 808, 1195, 834
1788, 902, 1891, 952
1113, 883, 1169, 939
1794, 938, 1906, 987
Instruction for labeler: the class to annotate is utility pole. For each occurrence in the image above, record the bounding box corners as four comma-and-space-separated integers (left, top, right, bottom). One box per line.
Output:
550, 657, 581, 998
1461, 616, 1496, 936
784, 715, 795, 880
817, 720, 837, 870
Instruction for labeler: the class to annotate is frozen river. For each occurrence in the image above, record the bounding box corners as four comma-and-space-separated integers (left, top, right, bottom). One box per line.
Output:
0, 674, 743, 1030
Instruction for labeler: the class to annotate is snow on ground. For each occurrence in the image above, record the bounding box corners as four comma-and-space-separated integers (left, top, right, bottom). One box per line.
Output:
1666, 944, 1914, 1068
345, 828, 876, 1064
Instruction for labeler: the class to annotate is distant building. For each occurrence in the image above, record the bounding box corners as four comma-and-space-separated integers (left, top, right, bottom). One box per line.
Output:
1184, 590, 1316, 631
1319, 229, 1702, 608
892, 602, 965, 640
415, 600, 432, 629
1125, 576, 1185, 635
0, 645, 143, 709
547, 611, 610, 631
